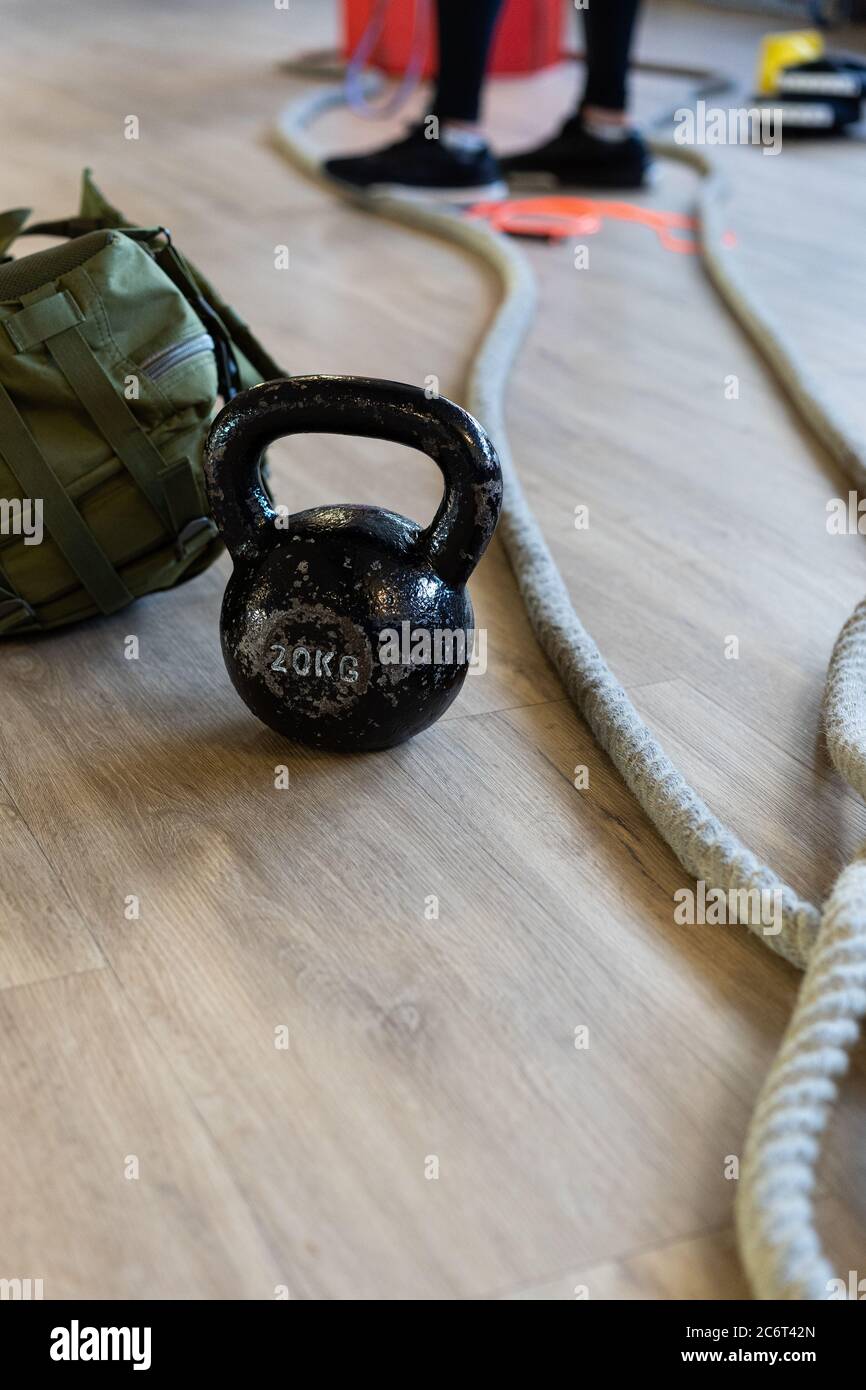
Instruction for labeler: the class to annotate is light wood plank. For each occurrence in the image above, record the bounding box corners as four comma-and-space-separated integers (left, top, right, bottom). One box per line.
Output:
0, 971, 283, 1298
0, 784, 104, 989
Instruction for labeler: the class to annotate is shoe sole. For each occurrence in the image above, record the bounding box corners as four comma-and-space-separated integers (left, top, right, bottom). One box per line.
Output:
364, 179, 510, 205
504, 165, 658, 192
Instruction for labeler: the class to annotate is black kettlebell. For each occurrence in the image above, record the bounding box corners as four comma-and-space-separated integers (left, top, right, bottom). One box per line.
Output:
203, 376, 502, 752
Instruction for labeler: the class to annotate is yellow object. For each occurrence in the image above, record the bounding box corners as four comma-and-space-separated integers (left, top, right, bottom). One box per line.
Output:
756, 29, 825, 95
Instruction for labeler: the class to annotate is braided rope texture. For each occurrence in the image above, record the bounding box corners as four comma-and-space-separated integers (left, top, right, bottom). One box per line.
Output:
736, 857, 866, 1298
274, 88, 866, 1298
825, 599, 866, 804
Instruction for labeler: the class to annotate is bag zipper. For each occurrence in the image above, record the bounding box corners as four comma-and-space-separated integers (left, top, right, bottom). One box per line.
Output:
140, 332, 214, 382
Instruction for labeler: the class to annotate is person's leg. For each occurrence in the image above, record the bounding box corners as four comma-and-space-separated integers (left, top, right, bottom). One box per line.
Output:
581, 0, 643, 123
433, 0, 505, 129
325, 0, 507, 201
502, 0, 651, 190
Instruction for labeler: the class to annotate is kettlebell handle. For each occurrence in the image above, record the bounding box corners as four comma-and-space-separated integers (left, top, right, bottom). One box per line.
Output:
203, 376, 502, 587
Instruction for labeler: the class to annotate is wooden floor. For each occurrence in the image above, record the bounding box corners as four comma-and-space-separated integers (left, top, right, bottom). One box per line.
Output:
2, 0, 866, 1300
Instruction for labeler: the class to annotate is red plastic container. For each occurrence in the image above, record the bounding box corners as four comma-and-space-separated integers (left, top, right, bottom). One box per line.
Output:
342, 0, 564, 78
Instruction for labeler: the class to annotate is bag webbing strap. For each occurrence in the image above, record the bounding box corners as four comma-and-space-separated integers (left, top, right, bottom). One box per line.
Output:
17, 285, 175, 525
5, 288, 83, 350
0, 581, 35, 634
0, 384, 133, 615
159, 456, 204, 533
9, 286, 204, 535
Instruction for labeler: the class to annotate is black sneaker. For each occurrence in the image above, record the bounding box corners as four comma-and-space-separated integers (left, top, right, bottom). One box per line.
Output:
501, 114, 652, 190
324, 124, 508, 203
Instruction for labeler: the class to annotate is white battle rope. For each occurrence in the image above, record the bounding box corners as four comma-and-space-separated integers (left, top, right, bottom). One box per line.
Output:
274, 85, 866, 1299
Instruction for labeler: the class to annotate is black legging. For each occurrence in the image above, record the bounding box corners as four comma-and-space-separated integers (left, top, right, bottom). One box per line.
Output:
433, 0, 643, 124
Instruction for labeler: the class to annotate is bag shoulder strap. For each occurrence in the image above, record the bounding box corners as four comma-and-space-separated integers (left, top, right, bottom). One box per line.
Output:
0, 208, 32, 259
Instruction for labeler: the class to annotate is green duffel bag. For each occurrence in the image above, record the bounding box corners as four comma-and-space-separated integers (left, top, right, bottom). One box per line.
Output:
0, 170, 283, 635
